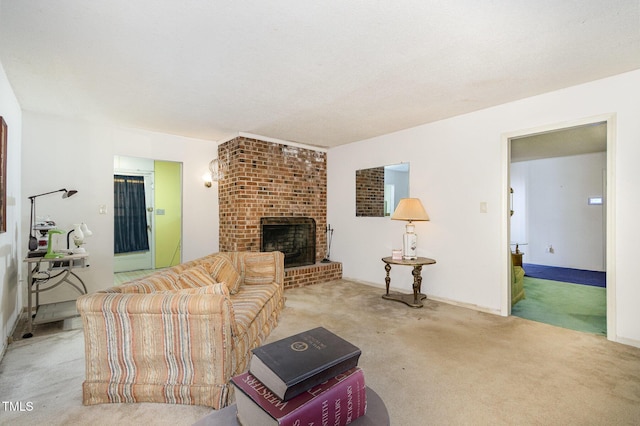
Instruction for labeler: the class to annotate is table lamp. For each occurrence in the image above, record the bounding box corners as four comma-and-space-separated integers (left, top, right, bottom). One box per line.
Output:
391, 198, 430, 260
69, 223, 93, 253
28, 188, 78, 253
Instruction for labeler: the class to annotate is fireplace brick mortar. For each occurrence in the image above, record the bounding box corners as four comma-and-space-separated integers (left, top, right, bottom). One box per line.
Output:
218, 136, 341, 288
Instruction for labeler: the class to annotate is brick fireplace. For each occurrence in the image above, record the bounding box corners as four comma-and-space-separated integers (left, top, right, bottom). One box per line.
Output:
261, 217, 316, 268
218, 136, 342, 288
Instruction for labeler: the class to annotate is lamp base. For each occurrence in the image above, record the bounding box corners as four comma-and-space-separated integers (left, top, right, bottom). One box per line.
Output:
402, 224, 418, 260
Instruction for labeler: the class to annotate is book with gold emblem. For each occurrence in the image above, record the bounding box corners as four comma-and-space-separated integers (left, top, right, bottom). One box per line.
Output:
249, 327, 361, 401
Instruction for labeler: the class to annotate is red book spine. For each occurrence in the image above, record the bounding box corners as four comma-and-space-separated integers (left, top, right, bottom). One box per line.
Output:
287, 369, 366, 426
233, 367, 367, 426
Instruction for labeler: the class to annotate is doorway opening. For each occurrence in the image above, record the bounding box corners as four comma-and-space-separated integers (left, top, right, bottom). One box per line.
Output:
113, 155, 183, 274
504, 115, 615, 338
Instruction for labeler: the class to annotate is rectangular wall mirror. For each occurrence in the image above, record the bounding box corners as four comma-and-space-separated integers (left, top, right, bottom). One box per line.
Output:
356, 163, 409, 217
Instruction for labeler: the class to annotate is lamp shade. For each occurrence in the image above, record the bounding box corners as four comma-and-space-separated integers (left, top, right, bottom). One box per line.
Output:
391, 198, 430, 222
80, 222, 93, 237
63, 189, 78, 198
73, 224, 84, 241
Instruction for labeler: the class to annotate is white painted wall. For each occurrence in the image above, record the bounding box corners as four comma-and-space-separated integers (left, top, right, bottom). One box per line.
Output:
0, 62, 22, 354
511, 153, 606, 270
328, 70, 640, 347
21, 112, 219, 304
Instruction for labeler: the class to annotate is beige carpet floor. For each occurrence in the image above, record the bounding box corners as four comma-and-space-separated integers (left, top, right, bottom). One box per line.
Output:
2, 279, 640, 425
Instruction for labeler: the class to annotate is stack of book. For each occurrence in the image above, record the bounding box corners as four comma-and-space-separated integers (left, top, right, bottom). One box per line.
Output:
231, 327, 367, 426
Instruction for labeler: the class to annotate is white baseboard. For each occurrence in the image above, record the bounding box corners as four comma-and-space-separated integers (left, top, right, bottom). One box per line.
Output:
426, 294, 501, 315
611, 335, 640, 349
343, 277, 501, 315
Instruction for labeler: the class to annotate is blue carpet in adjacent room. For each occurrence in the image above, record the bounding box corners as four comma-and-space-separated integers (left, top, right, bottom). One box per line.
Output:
522, 263, 606, 288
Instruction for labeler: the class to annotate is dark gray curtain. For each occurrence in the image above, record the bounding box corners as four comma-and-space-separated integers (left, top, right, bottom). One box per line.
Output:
114, 174, 150, 254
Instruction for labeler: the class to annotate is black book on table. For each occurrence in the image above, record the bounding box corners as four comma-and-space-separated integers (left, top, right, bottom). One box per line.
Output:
249, 327, 361, 401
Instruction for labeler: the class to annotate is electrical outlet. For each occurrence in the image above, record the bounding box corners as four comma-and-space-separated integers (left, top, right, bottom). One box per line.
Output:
99, 205, 107, 214
480, 202, 487, 213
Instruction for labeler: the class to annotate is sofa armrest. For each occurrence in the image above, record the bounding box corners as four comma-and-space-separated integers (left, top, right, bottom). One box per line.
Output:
512, 265, 526, 306
77, 291, 238, 390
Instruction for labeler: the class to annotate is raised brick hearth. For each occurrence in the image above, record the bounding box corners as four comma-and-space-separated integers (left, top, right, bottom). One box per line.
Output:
284, 261, 343, 289
218, 136, 342, 288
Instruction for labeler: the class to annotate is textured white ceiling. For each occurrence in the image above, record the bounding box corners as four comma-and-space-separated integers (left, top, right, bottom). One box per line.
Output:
511, 122, 607, 162
0, 1, 638, 148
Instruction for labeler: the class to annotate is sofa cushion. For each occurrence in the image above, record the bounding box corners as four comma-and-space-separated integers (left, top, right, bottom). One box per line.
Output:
231, 284, 282, 336
242, 252, 281, 286
104, 272, 179, 293
162, 282, 230, 296
206, 254, 242, 294
176, 265, 219, 289
229, 284, 284, 374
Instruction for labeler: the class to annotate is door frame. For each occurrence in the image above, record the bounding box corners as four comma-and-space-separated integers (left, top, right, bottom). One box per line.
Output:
501, 113, 616, 340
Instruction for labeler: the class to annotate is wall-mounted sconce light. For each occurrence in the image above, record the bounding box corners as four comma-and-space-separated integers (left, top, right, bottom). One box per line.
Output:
202, 157, 227, 188
209, 158, 226, 182
203, 173, 213, 188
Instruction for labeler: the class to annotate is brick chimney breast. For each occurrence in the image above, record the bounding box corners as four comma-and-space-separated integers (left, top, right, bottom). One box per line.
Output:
218, 137, 327, 263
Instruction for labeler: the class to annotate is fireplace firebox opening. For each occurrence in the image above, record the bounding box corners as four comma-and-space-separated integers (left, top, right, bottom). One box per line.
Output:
260, 217, 316, 268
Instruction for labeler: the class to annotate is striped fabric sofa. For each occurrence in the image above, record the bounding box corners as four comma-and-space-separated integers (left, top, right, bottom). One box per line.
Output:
76, 251, 285, 409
